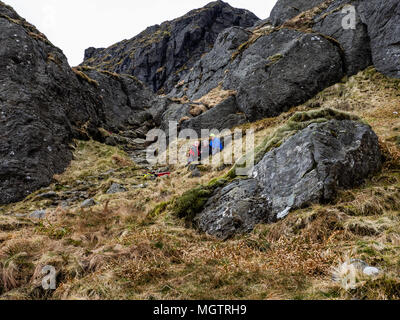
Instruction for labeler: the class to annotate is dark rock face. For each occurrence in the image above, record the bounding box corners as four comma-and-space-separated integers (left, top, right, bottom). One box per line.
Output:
81, 1, 259, 93
171, 28, 344, 121
81, 69, 161, 132
169, 26, 252, 100
84, 47, 104, 61
195, 120, 382, 239
313, 0, 372, 76
159, 96, 247, 137
358, 0, 400, 78
269, 0, 326, 26
0, 4, 103, 204
0, 3, 164, 204
180, 96, 247, 135
159, 103, 192, 133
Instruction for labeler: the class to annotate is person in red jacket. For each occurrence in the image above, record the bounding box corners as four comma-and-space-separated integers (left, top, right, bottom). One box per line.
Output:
187, 141, 200, 165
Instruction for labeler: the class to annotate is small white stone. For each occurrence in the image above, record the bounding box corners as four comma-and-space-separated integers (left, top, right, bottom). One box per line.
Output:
363, 267, 380, 276
277, 207, 291, 220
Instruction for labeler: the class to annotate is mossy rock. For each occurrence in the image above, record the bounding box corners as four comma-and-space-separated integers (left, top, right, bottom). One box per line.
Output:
171, 177, 229, 221
228, 108, 362, 178
170, 108, 363, 222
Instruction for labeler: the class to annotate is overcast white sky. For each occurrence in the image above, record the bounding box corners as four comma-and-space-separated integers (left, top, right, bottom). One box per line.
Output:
5, 0, 277, 66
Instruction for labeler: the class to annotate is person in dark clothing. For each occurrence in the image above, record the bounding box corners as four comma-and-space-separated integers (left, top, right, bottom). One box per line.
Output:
187, 141, 200, 165
200, 139, 210, 161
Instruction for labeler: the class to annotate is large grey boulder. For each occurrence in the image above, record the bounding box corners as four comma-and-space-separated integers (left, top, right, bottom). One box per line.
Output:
358, 0, 400, 78
194, 119, 382, 239
269, 0, 326, 26
159, 103, 192, 133
252, 120, 382, 217
232, 30, 344, 121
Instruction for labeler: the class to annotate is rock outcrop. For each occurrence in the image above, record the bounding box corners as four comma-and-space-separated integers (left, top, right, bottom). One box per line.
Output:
78, 68, 163, 133
0, 3, 164, 204
194, 119, 382, 239
358, 0, 400, 78
195, 179, 271, 240
0, 3, 102, 204
168, 0, 400, 127
170, 27, 345, 121
272, 0, 400, 78
81, 1, 260, 93
270, 0, 326, 26
313, 0, 372, 76
1, 0, 396, 209
180, 96, 247, 135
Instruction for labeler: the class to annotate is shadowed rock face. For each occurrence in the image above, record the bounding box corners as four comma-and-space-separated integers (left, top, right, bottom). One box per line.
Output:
0, 3, 163, 204
80, 69, 164, 132
358, 0, 400, 78
81, 1, 260, 93
270, 0, 327, 26
271, 0, 400, 78
180, 96, 247, 135
313, 0, 372, 76
195, 120, 382, 239
170, 28, 345, 121
0, 3, 102, 204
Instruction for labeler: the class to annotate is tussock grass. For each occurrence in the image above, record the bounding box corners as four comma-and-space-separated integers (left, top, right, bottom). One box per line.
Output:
193, 83, 237, 108
72, 67, 99, 87
1, 68, 400, 300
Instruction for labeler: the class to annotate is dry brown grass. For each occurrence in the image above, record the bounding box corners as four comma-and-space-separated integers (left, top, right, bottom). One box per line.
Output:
189, 104, 208, 117
169, 96, 189, 104
1, 67, 400, 300
72, 67, 99, 87
281, 0, 333, 32
193, 84, 237, 108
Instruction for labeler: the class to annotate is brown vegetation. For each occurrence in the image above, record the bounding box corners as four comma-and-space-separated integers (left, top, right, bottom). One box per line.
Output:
1, 68, 400, 300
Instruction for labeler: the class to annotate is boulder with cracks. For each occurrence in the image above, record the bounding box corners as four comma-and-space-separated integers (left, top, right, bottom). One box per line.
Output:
194, 119, 382, 239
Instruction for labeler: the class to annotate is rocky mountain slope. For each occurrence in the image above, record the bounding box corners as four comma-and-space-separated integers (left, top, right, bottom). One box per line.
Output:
0, 2, 168, 204
81, 1, 259, 93
167, 0, 399, 128
0, 0, 400, 300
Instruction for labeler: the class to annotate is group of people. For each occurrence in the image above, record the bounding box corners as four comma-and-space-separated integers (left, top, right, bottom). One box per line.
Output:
187, 134, 224, 165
